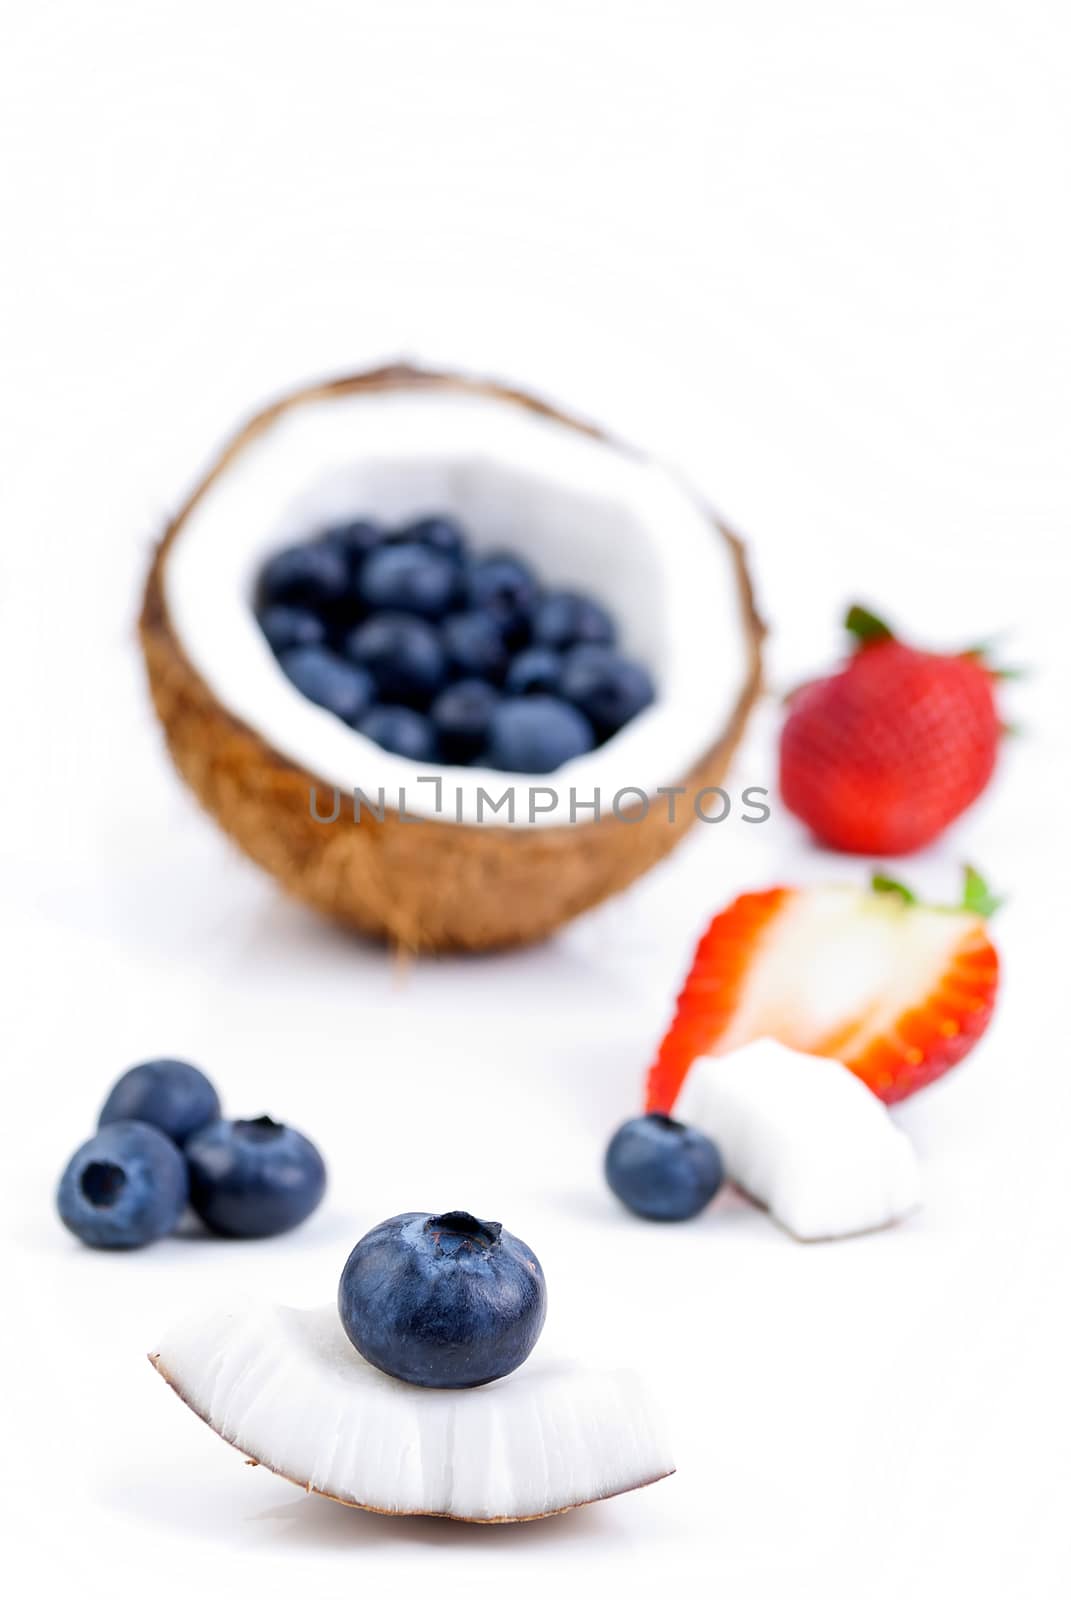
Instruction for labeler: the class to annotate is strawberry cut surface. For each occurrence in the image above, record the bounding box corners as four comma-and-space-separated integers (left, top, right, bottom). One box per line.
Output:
647, 884, 999, 1109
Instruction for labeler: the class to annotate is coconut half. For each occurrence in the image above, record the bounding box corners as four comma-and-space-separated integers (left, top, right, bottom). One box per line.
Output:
150, 1302, 674, 1522
140, 365, 764, 951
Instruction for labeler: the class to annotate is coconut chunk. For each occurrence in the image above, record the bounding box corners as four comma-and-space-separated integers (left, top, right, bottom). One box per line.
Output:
151, 1302, 674, 1522
675, 1038, 922, 1240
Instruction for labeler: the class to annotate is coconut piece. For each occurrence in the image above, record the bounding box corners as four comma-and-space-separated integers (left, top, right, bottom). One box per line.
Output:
140, 364, 764, 951
150, 1302, 674, 1523
675, 1039, 922, 1241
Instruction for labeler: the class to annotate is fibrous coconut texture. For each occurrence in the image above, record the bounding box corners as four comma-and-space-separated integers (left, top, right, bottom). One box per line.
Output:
140, 365, 764, 952
676, 1039, 922, 1241
151, 1303, 674, 1522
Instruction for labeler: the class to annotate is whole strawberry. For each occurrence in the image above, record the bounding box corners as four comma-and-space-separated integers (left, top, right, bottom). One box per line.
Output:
780, 605, 1004, 855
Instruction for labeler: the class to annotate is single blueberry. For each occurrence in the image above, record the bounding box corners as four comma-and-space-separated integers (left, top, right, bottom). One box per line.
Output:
440, 611, 510, 683
504, 647, 564, 697
98, 1058, 221, 1147
345, 613, 446, 708
257, 604, 328, 656
605, 1114, 724, 1222
560, 647, 655, 738
255, 541, 350, 612
338, 1210, 547, 1389
465, 553, 539, 644
359, 545, 460, 619
431, 679, 500, 765
531, 591, 617, 651
319, 519, 388, 575
185, 1116, 327, 1239
279, 646, 376, 725
398, 515, 468, 561
57, 1120, 189, 1249
358, 705, 437, 762
485, 695, 594, 774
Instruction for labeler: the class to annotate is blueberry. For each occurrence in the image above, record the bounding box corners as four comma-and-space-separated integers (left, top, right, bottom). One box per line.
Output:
98, 1058, 221, 1147
532, 591, 616, 651
440, 611, 510, 683
257, 604, 328, 655
504, 647, 563, 697
465, 553, 539, 643
319, 519, 388, 574
560, 647, 655, 738
359, 545, 460, 619
338, 1210, 547, 1389
485, 695, 594, 774
358, 705, 437, 762
605, 1114, 723, 1222
185, 1116, 327, 1238
256, 541, 351, 612
57, 1120, 189, 1249
398, 515, 468, 561
431, 679, 500, 764
279, 646, 376, 725
345, 613, 446, 708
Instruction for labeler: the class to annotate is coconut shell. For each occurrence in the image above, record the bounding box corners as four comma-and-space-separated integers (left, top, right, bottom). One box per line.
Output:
139, 364, 765, 952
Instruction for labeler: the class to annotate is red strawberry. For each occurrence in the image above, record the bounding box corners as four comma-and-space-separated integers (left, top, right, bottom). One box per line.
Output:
780, 605, 1004, 855
646, 869, 1000, 1109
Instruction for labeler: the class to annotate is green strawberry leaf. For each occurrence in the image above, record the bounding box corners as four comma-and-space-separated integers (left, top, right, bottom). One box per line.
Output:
845, 604, 896, 647
871, 872, 916, 905
960, 865, 1004, 918
871, 866, 1003, 918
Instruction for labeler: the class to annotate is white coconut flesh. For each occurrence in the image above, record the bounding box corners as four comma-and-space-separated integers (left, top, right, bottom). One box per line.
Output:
676, 1039, 922, 1242
164, 388, 751, 824
150, 1303, 675, 1522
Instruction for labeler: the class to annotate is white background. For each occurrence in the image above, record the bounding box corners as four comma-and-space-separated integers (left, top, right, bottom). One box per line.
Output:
2, 3, 1069, 1595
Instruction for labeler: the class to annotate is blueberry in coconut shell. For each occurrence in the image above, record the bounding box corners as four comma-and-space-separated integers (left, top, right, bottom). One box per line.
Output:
485, 694, 594, 774
279, 647, 376, 725
465, 553, 539, 644
560, 647, 655, 739
359, 544, 460, 619
345, 613, 446, 708
430, 679, 500, 764
319, 518, 388, 576
256, 540, 350, 613
440, 610, 510, 683
399, 515, 467, 560
57, 1120, 189, 1249
532, 591, 616, 651
185, 1117, 327, 1239
338, 1210, 547, 1388
505, 646, 564, 697
605, 1113, 723, 1222
358, 705, 438, 762
98, 1058, 221, 1147
257, 604, 328, 656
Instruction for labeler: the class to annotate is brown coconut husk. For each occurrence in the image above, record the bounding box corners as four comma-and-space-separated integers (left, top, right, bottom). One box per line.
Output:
139, 364, 765, 952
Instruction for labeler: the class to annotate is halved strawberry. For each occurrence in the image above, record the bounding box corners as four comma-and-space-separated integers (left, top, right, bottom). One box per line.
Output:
646, 869, 1000, 1109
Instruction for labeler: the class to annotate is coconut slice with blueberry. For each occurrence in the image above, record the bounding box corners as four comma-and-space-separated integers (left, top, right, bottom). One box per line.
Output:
151, 1211, 674, 1522
141, 364, 763, 952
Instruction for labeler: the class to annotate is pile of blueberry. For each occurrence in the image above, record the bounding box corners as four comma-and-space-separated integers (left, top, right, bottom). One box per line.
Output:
255, 514, 656, 774
56, 1059, 326, 1249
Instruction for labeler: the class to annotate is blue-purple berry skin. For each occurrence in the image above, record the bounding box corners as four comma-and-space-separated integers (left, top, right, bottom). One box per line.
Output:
358, 705, 438, 761
98, 1059, 221, 1148
338, 1210, 547, 1388
605, 1114, 723, 1222
57, 1120, 189, 1249
485, 695, 594, 774
185, 1116, 327, 1239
